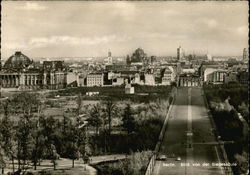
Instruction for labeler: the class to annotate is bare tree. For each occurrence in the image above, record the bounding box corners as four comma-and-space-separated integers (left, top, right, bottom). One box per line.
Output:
88, 103, 103, 135
102, 99, 117, 136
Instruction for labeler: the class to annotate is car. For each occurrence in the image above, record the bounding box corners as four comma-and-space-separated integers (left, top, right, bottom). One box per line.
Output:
176, 157, 181, 161
156, 154, 167, 161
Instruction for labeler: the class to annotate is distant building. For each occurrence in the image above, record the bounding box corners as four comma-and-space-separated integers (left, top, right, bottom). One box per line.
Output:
144, 74, 155, 85
133, 73, 142, 84
212, 57, 228, 62
0, 51, 67, 90
78, 74, 87, 87
125, 84, 134, 94
67, 72, 79, 87
42, 61, 67, 89
104, 51, 113, 65
112, 77, 124, 86
206, 54, 212, 61
126, 48, 147, 66
199, 63, 223, 81
179, 73, 200, 87
182, 68, 195, 74
206, 70, 227, 84
161, 67, 174, 85
238, 71, 248, 84
177, 46, 185, 61
86, 73, 104, 87
105, 64, 127, 71
203, 68, 218, 82
243, 48, 249, 61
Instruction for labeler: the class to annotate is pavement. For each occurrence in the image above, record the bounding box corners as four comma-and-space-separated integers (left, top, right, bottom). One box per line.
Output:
2, 154, 126, 175
152, 87, 226, 175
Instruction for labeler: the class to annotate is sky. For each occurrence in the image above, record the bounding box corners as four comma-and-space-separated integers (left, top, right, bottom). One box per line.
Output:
1, 1, 249, 59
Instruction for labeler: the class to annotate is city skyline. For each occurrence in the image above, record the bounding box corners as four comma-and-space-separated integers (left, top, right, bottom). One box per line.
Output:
1, 1, 248, 59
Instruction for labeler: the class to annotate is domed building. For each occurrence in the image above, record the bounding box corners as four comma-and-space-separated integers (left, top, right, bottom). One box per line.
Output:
3, 51, 33, 70
0, 51, 67, 90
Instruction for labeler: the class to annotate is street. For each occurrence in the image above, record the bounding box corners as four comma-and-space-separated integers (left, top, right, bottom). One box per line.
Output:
153, 87, 225, 175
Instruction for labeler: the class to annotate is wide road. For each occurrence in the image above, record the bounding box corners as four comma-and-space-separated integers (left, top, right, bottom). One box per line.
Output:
153, 87, 225, 175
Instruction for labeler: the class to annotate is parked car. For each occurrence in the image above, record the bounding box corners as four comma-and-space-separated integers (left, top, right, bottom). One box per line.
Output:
156, 154, 167, 161
176, 157, 181, 161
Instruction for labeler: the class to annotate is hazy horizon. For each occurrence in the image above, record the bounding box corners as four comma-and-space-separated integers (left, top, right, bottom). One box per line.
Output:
1, 1, 248, 59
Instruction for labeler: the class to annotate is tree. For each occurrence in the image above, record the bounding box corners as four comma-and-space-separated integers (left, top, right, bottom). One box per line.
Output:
16, 115, 34, 170
102, 99, 117, 136
122, 104, 135, 134
31, 118, 46, 170
88, 103, 103, 135
0, 115, 16, 173
67, 131, 80, 168
76, 93, 82, 116
234, 152, 249, 175
102, 99, 117, 153
63, 118, 79, 168
12, 92, 40, 115
49, 144, 59, 170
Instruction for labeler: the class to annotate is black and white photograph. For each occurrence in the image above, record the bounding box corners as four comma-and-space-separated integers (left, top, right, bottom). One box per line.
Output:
0, 1, 249, 175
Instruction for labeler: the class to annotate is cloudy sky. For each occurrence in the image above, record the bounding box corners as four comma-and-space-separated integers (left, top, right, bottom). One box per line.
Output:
1, 1, 248, 59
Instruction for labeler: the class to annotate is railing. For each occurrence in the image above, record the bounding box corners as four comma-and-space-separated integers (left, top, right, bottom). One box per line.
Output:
144, 88, 176, 175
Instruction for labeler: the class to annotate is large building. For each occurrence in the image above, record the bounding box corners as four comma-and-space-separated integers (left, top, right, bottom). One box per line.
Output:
161, 67, 176, 85
177, 46, 185, 61
86, 73, 104, 87
0, 51, 67, 90
179, 73, 200, 87
206, 70, 227, 84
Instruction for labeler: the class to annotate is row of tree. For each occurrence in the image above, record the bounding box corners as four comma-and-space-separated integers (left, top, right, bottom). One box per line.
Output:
0, 92, 145, 174
204, 85, 249, 175
204, 84, 248, 122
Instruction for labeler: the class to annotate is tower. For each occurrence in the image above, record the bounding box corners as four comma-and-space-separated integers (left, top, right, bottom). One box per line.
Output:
177, 46, 184, 61
108, 51, 112, 58
243, 48, 248, 61
104, 50, 113, 65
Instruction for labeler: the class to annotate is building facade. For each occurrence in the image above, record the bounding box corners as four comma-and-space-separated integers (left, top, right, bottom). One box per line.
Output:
0, 51, 67, 90
161, 67, 172, 85
179, 74, 200, 87
206, 70, 227, 84
86, 73, 104, 87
